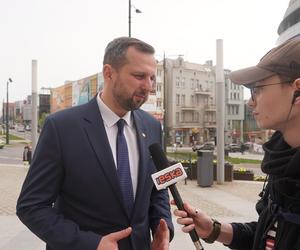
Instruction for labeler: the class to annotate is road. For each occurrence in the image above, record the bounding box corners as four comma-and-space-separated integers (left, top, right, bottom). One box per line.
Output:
0, 143, 24, 165
10, 129, 33, 141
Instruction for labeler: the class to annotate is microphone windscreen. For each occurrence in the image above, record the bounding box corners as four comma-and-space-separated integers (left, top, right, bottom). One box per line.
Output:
149, 143, 170, 171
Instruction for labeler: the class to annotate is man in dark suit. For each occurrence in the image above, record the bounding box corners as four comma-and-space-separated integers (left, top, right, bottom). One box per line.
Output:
17, 37, 174, 250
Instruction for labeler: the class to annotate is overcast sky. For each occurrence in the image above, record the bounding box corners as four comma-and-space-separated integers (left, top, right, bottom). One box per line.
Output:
0, 0, 290, 105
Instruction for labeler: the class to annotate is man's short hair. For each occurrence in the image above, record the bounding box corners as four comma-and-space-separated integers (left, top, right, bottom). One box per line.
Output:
103, 37, 155, 70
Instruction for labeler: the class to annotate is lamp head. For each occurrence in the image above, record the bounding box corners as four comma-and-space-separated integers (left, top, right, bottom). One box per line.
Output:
8, 78, 12, 83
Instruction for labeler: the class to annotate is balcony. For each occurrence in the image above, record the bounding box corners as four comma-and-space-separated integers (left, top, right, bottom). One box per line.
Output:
181, 105, 198, 111
177, 122, 200, 128
204, 121, 216, 128
205, 105, 216, 112
194, 88, 211, 95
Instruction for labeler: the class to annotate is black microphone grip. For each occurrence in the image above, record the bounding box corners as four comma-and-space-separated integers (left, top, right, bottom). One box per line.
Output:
169, 184, 200, 243
149, 143, 204, 250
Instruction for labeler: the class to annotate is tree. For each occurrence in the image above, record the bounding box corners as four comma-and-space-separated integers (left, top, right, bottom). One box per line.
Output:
38, 112, 48, 131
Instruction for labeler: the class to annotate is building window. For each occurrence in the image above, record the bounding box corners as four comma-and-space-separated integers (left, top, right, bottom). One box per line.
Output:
176, 112, 180, 123
190, 78, 194, 89
195, 112, 199, 122
181, 95, 185, 106
176, 77, 180, 87
156, 83, 162, 92
191, 95, 194, 105
176, 94, 180, 106
181, 77, 185, 88
196, 79, 199, 89
181, 112, 185, 122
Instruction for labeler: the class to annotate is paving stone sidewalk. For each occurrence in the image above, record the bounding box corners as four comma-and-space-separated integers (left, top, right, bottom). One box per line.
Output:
0, 165, 264, 250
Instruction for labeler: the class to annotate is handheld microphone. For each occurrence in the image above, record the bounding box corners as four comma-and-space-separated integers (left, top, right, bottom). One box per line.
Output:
149, 143, 204, 250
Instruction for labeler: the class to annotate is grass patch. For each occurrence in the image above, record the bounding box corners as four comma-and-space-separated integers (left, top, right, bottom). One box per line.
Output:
167, 151, 197, 162
225, 157, 262, 164
9, 134, 24, 140
167, 151, 262, 165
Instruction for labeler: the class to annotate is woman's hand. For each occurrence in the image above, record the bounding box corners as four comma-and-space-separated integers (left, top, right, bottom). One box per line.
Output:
171, 200, 214, 239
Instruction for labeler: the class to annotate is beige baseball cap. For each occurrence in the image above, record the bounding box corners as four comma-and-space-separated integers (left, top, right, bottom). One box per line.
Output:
229, 35, 300, 85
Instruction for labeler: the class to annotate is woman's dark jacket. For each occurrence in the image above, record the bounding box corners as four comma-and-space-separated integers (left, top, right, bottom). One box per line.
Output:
227, 131, 300, 250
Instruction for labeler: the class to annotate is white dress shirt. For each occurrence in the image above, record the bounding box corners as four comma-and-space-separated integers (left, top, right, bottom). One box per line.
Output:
97, 93, 139, 198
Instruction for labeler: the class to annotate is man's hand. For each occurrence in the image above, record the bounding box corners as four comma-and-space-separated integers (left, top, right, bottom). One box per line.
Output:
97, 227, 132, 250
152, 219, 170, 250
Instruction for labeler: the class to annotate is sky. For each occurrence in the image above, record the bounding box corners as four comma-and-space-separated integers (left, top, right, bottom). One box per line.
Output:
0, 0, 291, 106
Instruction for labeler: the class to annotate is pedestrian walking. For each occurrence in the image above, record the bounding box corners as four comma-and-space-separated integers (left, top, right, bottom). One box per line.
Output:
23, 144, 32, 165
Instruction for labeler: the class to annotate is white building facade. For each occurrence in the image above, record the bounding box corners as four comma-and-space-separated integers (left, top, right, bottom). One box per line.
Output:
277, 0, 300, 44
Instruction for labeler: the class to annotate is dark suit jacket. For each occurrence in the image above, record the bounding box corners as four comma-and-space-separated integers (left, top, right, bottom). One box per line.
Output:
16, 97, 174, 250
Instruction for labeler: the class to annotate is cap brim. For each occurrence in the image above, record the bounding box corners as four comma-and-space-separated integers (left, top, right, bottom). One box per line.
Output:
229, 66, 275, 85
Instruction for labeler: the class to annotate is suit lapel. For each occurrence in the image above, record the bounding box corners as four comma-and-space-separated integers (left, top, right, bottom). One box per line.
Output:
81, 98, 126, 213
132, 111, 149, 210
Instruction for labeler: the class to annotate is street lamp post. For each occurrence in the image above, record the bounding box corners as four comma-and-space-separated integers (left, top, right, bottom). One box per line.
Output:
2, 99, 4, 124
6, 78, 12, 144
128, 0, 142, 37
163, 54, 167, 153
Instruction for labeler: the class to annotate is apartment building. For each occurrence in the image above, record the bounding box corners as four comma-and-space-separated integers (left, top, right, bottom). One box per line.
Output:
161, 57, 216, 146
161, 57, 244, 146
224, 70, 244, 144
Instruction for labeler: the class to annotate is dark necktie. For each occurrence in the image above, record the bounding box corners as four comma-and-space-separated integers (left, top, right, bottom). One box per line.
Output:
116, 119, 134, 215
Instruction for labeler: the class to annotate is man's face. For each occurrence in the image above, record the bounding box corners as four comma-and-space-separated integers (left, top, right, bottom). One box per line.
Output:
108, 47, 156, 115
109, 47, 156, 114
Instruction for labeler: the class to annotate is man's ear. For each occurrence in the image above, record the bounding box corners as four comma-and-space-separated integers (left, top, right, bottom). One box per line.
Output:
103, 64, 114, 81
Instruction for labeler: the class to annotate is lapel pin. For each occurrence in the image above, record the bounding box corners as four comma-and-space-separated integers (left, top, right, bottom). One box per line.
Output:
142, 133, 146, 138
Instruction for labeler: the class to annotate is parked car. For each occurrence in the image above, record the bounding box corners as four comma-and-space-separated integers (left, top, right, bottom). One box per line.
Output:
228, 143, 242, 152
0, 139, 5, 149
243, 142, 252, 151
16, 126, 25, 132
25, 125, 31, 131
192, 142, 215, 151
